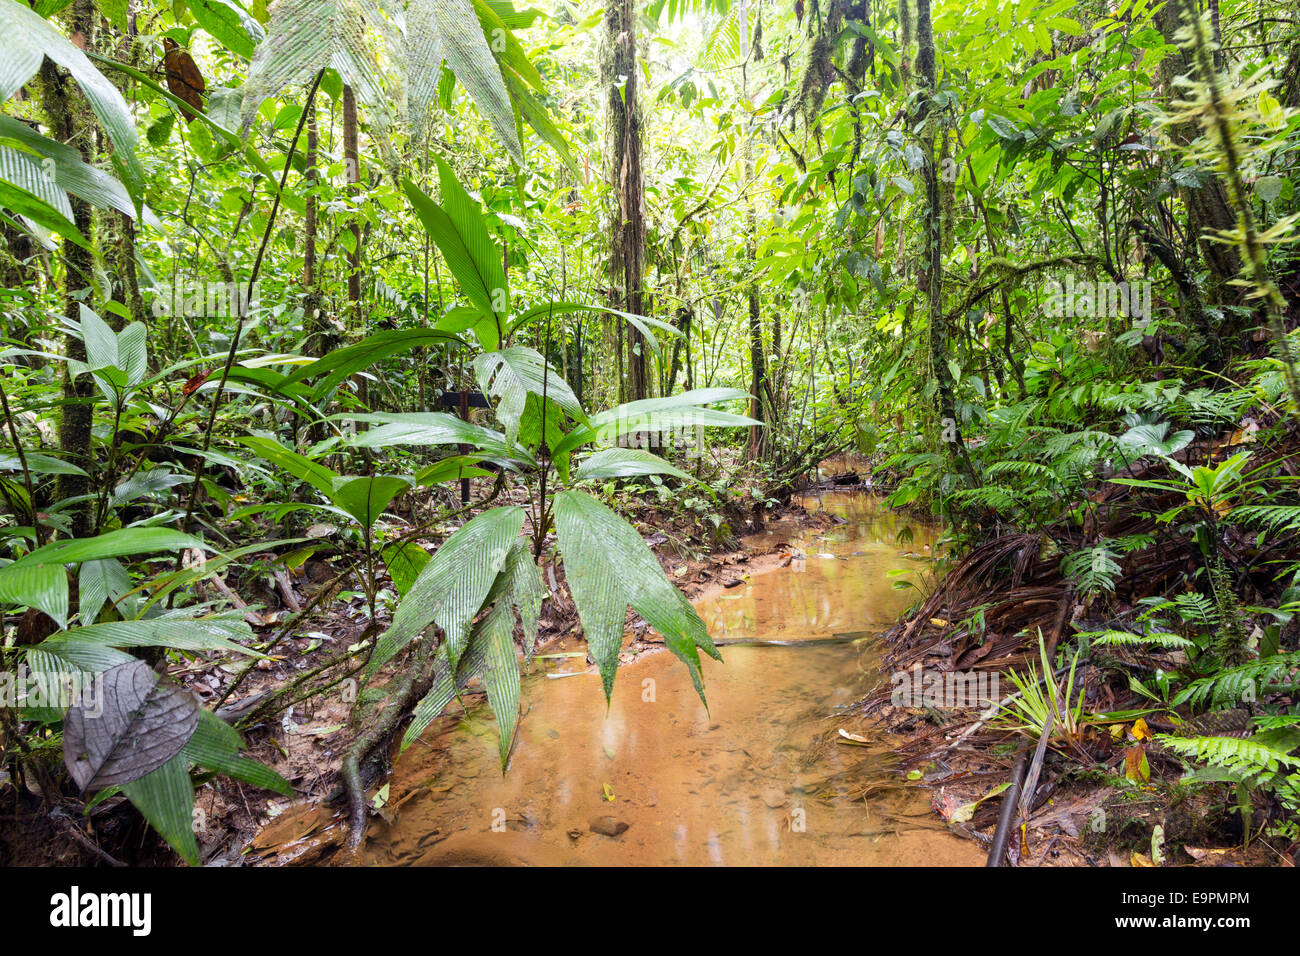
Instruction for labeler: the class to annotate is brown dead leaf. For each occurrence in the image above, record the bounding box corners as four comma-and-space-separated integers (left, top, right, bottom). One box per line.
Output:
163, 38, 205, 121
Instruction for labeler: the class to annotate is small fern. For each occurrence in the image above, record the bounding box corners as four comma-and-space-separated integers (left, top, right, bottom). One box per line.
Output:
1061, 544, 1122, 596
1158, 732, 1300, 777
1085, 629, 1194, 649
1174, 652, 1300, 708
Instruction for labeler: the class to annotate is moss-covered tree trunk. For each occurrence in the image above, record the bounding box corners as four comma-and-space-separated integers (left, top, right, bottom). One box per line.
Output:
40, 0, 97, 538
916, 0, 974, 486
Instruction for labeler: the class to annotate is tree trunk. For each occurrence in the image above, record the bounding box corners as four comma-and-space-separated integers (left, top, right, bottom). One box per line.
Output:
603, 0, 647, 402
40, 0, 98, 538
741, 0, 766, 460
302, 103, 323, 355
916, 0, 974, 485
342, 85, 367, 411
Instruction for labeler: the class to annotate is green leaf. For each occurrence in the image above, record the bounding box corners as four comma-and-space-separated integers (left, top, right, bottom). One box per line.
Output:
328, 474, 413, 526
507, 300, 683, 354
493, 537, 545, 656
472, 579, 522, 767
181, 710, 293, 795
344, 411, 510, 451
238, 436, 338, 496
46, 614, 260, 665
0, 0, 144, 204
555, 388, 756, 458
0, 144, 71, 221
574, 447, 698, 484
382, 540, 431, 597
554, 490, 718, 702
398, 538, 543, 756
76, 557, 128, 624
0, 560, 68, 628
501, 67, 578, 175
13, 527, 202, 569
273, 329, 462, 401
414, 455, 497, 486
473, 346, 585, 445
0, 144, 92, 249
407, 0, 522, 164
368, 505, 524, 676
0, 452, 89, 477
403, 162, 508, 339
188, 0, 265, 59
120, 754, 200, 865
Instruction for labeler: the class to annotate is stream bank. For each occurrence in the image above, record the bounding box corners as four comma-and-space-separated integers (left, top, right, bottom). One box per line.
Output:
251, 491, 982, 866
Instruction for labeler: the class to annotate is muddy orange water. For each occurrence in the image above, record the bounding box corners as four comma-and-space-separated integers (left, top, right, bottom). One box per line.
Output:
353, 493, 982, 866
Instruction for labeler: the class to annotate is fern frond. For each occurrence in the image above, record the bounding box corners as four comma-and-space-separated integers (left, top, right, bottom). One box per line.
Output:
1175, 652, 1300, 707
1158, 732, 1300, 777
1085, 629, 1194, 649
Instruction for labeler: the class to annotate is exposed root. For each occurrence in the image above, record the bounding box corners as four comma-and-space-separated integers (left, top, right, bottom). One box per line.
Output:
342, 637, 440, 856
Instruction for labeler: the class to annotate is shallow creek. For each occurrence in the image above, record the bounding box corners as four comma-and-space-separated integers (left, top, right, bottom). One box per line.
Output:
355, 493, 982, 866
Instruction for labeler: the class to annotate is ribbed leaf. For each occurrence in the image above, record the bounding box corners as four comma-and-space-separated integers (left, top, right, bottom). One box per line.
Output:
63, 660, 200, 792
0, 144, 90, 248
367, 505, 523, 676
398, 537, 543, 756
575, 447, 697, 484
76, 558, 128, 624
240, 0, 400, 154
406, 0, 521, 163
499, 536, 544, 656
47, 614, 259, 662
181, 710, 293, 795
27, 641, 133, 676
0, 144, 72, 220
399, 642, 458, 750
554, 490, 718, 702
120, 754, 200, 865
473, 346, 584, 445
0, 0, 143, 203
0, 561, 68, 627
474, 584, 521, 766
0, 116, 139, 219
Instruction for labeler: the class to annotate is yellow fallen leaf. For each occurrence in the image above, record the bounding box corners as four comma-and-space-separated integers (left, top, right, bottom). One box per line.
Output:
1131, 851, 1155, 867
929, 618, 950, 628
602, 782, 615, 802
1131, 718, 1152, 741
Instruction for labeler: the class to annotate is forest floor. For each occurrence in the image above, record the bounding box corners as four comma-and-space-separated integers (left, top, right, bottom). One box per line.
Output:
857, 443, 1300, 868
12, 455, 1294, 867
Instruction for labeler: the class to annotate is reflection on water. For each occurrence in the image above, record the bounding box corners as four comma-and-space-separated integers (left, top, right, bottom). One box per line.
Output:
359, 494, 981, 866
